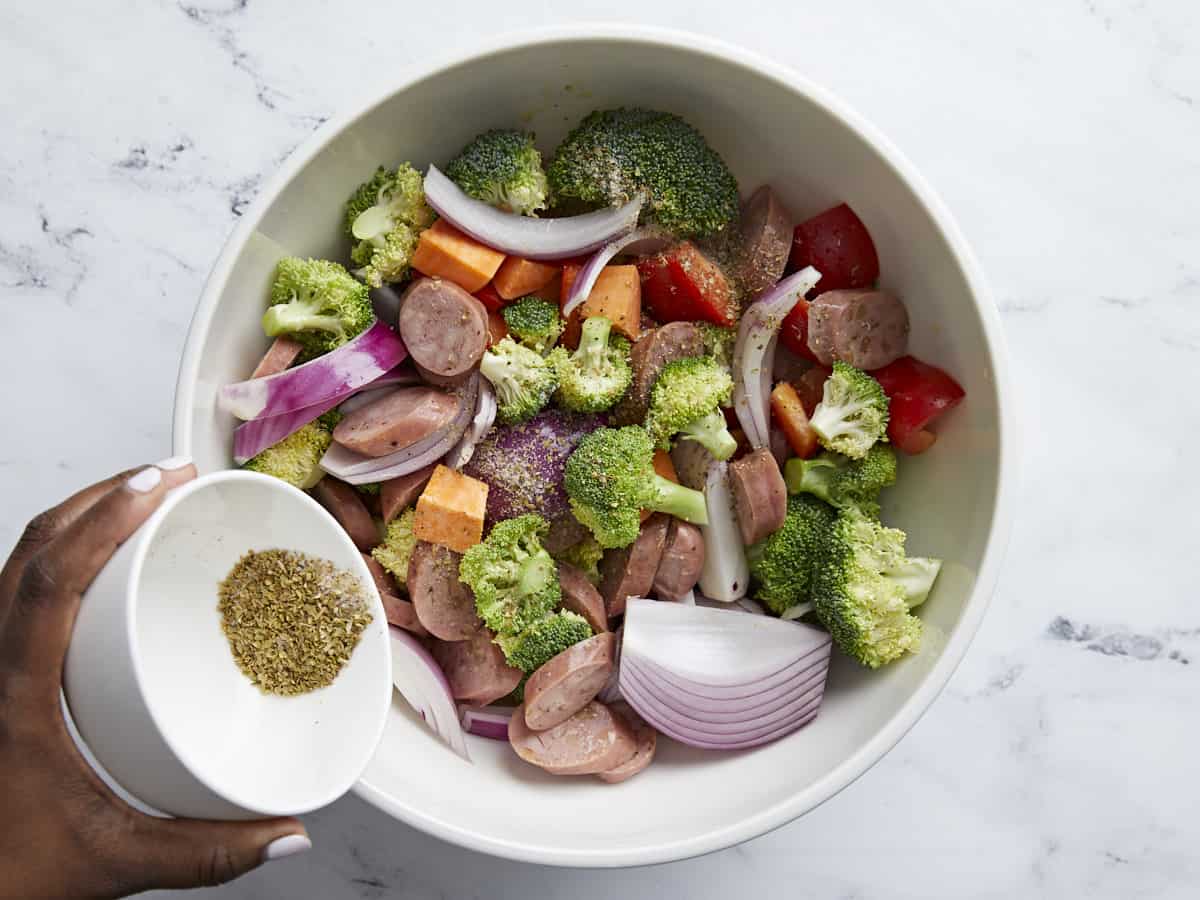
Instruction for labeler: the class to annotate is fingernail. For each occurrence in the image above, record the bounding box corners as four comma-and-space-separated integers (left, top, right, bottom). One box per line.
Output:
261, 834, 311, 863
155, 455, 193, 470
126, 468, 163, 494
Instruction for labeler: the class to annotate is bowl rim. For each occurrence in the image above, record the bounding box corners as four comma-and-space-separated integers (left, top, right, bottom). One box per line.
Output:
172, 23, 1017, 867
125, 470, 393, 817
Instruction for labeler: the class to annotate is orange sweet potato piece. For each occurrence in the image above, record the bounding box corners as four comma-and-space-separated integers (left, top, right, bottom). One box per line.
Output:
559, 265, 642, 348
492, 256, 559, 300
411, 220, 505, 293
770, 382, 819, 459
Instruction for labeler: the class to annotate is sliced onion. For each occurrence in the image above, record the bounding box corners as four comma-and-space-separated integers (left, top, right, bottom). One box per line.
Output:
561, 227, 670, 317
670, 589, 697, 606
424, 165, 643, 260
444, 378, 497, 470
617, 599, 831, 750
732, 266, 822, 448
219, 320, 408, 421
736, 597, 768, 616
672, 442, 749, 603
389, 626, 469, 761
458, 704, 513, 741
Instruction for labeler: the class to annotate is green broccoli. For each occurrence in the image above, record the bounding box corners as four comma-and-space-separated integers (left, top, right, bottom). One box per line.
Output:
697, 322, 737, 372
811, 509, 941, 668
262, 257, 374, 361
644, 356, 737, 460
784, 445, 897, 519
551, 535, 604, 585
372, 509, 417, 588
563, 426, 708, 548
444, 129, 549, 217
809, 361, 890, 460
502, 297, 561, 353
344, 164, 434, 288
547, 316, 632, 412
496, 610, 592, 673
354, 482, 382, 497
242, 420, 333, 489
748, 494, 838, 615
459, 514, 561, 636
479, 337, 558, 425
547, 108, 739, 237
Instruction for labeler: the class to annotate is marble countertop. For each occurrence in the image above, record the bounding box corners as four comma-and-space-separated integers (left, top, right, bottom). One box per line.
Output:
3, 1, 1196, 897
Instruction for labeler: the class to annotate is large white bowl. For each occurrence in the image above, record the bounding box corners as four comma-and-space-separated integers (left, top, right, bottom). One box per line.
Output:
174, 26, 1016, 867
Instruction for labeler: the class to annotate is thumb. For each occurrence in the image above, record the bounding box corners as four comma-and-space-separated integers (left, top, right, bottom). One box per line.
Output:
119, 815, 309, 892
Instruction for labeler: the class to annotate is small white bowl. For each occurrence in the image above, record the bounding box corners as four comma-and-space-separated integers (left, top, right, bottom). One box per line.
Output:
63, 471, 392, 820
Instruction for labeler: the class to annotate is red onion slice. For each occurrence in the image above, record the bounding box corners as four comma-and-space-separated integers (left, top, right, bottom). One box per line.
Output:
389, 626, 469, 761
423, 165, 643, 260
561, 227, 671, 317
458, 704, 513, 741
232, 392, 349, 465
621, 650, 829, 712
444, 378, 497, 470
672, 443, 750, 603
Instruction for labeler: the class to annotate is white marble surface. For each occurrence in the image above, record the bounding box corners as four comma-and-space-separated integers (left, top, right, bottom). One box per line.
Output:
3, 1, 1197, 897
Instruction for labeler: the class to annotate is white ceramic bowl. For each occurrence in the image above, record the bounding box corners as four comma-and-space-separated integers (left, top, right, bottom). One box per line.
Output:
64, 471, 393, 820
173, 26, 1016, 865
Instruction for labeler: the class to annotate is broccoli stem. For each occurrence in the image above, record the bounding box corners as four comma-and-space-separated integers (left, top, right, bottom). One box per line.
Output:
646, 473, 709, 525
577, 316, 611, 374
678, 408, 738, 461
262, 301, 345, 338
517, 554, 554, 597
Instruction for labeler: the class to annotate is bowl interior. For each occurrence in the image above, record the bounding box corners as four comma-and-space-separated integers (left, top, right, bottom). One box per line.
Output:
176, 32, 1006, 863
134, 473, 391, 816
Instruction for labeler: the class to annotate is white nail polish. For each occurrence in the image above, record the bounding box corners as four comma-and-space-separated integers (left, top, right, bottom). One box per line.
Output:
126, 468, 163, 494
155, 455, 193, 470
261, 834, 312, 863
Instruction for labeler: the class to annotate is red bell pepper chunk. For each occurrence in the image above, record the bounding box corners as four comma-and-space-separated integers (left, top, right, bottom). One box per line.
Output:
473, 282, 506, 313
793, 365, 832, 417
872, 356, 965, 453
636, 241, 736, 327
779, 297, 821, 363
787, 203, 880, 293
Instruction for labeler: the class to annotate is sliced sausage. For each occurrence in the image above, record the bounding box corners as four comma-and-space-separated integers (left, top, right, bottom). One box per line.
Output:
508, 700, 637, 775
772, 342, 813, 385
361, 552, 399, 596
431, 629, 522, 704
609, 322, 704, 426
596, 701, 657, 784
599, 514, 670, 617
249, 335, 303, 379
312, 478, 379, 551
738, 185, 794, 296
524, 633, 617, 731
652, 519, 705, 602
768, 425, 791, 470
406, 541, 481, 641
806, 290, 865, 366
380, 591, 429, 636
556, 562, 608, 633
728, 449, 788, 545
333, 386, 460, 458
413, 360, 472, 389
380, 464, 436, 523
398, 278, 489, 378
832, 290, 909, 370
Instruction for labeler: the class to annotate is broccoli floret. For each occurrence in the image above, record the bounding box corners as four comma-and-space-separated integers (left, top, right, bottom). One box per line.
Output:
496, 610, 592, 673
563, 426, 708, 548
344, 164, 434, 288
644, 356, 737, 460
479, 338, 558, 425
547, 108, 739, 237
784, 445, 897, 519
371, 509, 417, 588
696, 322, 737, 372
809, 361, 890, 460
748, 494, 838, 615
262, 257, 374, 361
459, 514, 561, 636
551, 535, 604, 585
547, 316, 632, 412
444, 129, 549, 217
502, 297, 561, 353
242, 419, 332, 489
811, 509, 941, 668
355, 482, 382, 496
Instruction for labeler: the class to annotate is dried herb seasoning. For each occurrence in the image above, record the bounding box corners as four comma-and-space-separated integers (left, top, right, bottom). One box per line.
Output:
217, 549, 372, 696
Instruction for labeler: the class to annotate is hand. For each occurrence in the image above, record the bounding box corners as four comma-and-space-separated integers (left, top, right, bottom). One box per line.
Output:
0, 460, 310, 900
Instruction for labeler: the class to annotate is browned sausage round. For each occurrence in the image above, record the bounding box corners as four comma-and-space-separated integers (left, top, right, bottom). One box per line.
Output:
596, 700, 657, 783
413, 360, 473, 389
333, 386, 460, 458
406, 540, 481, 641
508, 700, 637, 775
738, 185, 794, 296
599, 514, 670, 618
652, 519, 705, 601
312, 478, 379, 551
833, 290, 909, 370
398, 278, 489, 378
249, 336, 303, 379
361, 552, 398, 596
806, 290, 866, 366
523, 633, 616, 731
556, 562, 609, 633
431, 629, 522, 704
379, 464, 436, 523
609, 322, 705, 426
728, 448, 788, 545
379, 591, 429, 637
